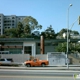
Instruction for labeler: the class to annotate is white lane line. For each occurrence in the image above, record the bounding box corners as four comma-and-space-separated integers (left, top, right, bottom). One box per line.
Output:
0, 69, 80, 72
0, 75, 72, 78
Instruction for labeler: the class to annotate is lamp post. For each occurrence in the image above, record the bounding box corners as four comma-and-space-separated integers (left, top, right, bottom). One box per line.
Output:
67, 4, 72, 69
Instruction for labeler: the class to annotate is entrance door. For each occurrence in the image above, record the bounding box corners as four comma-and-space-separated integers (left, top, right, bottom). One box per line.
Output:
24, 46, 32, 55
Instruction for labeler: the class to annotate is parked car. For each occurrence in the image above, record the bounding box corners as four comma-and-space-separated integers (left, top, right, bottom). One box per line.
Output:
24, 58, 49, 67
0, 58, 13, 66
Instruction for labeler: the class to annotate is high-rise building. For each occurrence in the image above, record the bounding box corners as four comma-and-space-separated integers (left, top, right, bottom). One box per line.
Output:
0, 13, 26, 35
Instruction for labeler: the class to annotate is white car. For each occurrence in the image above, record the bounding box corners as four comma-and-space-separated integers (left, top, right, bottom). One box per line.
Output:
0, 58, 13, 66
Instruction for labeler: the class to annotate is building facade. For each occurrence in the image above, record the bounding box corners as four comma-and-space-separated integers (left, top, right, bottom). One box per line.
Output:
0, 38, 58, 62
0, 38, 79, 62
0, 38, 79, 55
0, 38, 58, 56
0, 13, 26, 35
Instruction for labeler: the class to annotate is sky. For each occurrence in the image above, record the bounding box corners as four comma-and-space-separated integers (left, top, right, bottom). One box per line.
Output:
0, 0, 80, 33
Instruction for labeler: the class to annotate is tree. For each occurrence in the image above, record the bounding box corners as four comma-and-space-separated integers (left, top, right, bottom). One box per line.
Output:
55, 42, 73, 53
41, 25, 55, 39
72, 30, 79, 35
71, 43, 80, 53
4, 22, 23, 38
24, 25, 31, 34
23, 16, 42, 32
20, 24, 32, 38
57, 29, 79, 39
4, 28, 17, 38
32, 31, 40, 36
16, 22, 23, 37
55, 42, 67, 52
55, 42, 80, 54
58, 29, 67, 36
32, 31, 40, 39
0, 34, 6, 38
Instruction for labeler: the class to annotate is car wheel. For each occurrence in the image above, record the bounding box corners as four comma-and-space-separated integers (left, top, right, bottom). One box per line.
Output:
41, 63, 45, 67
26, 64, 31, 67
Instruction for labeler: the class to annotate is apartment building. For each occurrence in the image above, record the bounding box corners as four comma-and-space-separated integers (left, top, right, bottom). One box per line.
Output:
0, 13, 26, 35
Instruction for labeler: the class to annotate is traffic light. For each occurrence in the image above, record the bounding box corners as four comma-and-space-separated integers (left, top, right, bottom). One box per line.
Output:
78, 16, 80, 25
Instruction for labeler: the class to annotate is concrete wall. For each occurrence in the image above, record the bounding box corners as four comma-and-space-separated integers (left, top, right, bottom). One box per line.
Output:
0, 54, 47, 62
47, 52, 66, 65
35, 54, 48, 60
0, 54, 30, 63
0, 53, 67, 66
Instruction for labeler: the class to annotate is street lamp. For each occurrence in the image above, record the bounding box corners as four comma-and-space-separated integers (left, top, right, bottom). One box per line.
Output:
67, 4, 72, 69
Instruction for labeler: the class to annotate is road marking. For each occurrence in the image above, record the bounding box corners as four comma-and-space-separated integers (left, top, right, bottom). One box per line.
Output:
0, 75, 73, 78
0, 69, 80, 72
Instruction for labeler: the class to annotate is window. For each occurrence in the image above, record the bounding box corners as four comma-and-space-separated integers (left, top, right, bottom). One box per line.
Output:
12, 17, 15, 19
18, 18, 20, 20
24, 46, 32, 55
0, 59, 5, 61
12, 20, 14, 22
37, 43, 40, 46
7, 58, 13, 62
4, 24, 7, 26
8, 27, 10, 29
33, 59, 37, 62
12, 24, 14, 26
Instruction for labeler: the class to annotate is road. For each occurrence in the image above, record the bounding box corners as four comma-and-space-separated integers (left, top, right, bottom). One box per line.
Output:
0, 68, 79, 80
0, 75, 74, 80
1, 66, 80, 70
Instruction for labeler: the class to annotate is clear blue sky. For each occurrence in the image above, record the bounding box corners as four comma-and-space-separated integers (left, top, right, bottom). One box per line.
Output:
0, 0, 80, 33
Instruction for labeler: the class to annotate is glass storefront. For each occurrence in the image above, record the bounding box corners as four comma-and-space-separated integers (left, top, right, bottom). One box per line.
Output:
0, 47, 22, 54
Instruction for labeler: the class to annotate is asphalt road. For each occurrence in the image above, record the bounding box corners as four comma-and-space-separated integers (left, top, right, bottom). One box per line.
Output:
0, 69, 80, 76
0, 75, 74, 80
1, 66, 80, 70
0, 67, 80, 80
